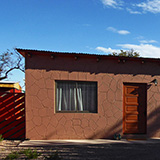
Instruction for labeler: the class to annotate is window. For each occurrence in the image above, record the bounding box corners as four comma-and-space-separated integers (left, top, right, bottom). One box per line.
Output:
56, 81, 97, 113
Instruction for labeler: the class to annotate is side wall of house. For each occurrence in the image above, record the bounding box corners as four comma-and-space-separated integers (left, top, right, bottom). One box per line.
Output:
25, 54, 160, 139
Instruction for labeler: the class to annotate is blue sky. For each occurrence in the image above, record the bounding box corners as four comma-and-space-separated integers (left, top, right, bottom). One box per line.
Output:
1, 0, 160, 89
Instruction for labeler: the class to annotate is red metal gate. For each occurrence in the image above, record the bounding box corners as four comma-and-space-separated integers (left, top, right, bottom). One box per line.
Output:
0, 92, 25, 139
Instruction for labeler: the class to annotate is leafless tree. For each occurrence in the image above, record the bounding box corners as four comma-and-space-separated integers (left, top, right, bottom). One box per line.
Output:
0, 49, 24, 80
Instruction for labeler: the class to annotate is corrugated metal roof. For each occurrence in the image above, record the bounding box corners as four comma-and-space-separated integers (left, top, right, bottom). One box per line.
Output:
16, 48, 160, 62
16, 48, 106, 56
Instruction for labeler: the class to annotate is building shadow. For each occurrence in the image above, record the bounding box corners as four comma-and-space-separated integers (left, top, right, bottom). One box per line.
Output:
88, 105, 160, 139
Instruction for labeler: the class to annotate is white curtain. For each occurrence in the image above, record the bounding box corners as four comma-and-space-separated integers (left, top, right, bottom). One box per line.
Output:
57, 87, 62, 111
77, 82, 96, 112
77, 87, 83, 111
57, 82, 77, 111
56, 81, 96, 112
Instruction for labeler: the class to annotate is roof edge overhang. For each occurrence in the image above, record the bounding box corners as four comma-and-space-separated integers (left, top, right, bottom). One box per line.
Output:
16, 48, 160, 63
0, 82, 22, 90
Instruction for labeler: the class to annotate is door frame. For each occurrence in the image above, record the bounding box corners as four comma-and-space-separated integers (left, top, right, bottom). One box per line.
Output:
123, 82, 147, 134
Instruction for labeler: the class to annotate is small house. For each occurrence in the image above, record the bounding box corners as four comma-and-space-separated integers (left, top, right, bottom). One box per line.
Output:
17, 48, 160, 140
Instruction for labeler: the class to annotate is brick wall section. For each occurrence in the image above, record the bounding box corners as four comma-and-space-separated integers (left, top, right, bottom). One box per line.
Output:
25, 54, 160, 140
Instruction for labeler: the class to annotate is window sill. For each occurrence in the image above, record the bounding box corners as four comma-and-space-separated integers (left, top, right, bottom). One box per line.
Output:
56, 111, 97, 113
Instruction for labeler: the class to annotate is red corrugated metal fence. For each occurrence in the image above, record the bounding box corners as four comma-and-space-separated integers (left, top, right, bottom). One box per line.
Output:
0, 92, 25, 139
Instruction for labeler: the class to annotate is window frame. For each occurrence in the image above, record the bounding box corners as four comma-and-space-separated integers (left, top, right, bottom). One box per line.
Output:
55, 80, 98, 113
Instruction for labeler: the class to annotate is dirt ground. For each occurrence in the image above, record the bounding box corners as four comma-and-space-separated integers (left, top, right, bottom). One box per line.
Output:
1, 140, 160, 159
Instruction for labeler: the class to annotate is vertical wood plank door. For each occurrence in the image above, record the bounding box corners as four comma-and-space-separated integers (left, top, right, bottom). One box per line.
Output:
123, 83, 147, 134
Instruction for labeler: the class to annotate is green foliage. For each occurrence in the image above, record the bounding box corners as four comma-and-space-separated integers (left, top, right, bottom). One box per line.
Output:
109, 49, 140, 57
4, 151, 19, 160
21, 149, 41, 159
4, 149, 41, 160
45, 151, 61, 160
4, 149, 61, 160
0, 134, 4, 142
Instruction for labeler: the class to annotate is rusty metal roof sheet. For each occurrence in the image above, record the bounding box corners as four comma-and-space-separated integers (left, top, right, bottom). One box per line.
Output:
16, 48, 160, 63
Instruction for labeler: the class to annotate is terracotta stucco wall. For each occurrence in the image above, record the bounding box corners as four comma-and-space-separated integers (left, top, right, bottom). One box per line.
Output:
25, 54, 160, 139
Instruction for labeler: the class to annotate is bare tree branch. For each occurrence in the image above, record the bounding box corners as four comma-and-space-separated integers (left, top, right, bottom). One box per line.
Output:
0, 49, 25, 80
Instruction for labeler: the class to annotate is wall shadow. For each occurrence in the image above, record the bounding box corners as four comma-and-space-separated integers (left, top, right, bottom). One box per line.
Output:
88, 119, 123, 139
88, 105, 160, 139
26, 55, 160, 76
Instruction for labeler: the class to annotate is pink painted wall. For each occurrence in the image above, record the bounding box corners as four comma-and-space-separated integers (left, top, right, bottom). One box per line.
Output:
25, 53, 160, 140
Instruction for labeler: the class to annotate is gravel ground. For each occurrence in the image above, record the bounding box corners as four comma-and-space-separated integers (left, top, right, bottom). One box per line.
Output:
1, 140, 160, 159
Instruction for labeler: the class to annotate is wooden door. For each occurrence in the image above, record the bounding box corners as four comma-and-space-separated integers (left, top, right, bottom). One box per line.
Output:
123, 83, 147, 134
